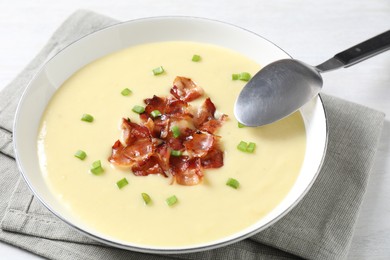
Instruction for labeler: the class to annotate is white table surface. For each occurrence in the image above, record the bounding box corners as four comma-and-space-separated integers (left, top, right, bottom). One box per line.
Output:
0, 0, 389, 259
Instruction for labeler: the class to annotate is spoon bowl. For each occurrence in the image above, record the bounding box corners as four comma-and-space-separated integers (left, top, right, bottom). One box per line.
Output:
235, 30, 390, 127
235, 59, 322, 126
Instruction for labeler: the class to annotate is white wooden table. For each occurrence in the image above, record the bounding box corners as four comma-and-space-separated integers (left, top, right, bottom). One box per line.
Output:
0, 1, 389, 259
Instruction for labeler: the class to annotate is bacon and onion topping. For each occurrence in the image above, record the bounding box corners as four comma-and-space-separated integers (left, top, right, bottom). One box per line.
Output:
109, 76, 227, 185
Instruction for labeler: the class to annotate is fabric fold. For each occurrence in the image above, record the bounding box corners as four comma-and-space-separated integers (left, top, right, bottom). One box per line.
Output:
0, 127, 13, 158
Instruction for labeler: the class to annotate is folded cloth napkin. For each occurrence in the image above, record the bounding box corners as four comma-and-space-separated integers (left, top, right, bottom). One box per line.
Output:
0, 10, 385, 260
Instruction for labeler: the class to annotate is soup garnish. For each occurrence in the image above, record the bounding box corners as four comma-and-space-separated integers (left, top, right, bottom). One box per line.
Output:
108, 76, 228, 186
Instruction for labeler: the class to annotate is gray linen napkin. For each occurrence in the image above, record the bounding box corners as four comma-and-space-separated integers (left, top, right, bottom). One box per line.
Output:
0, 10, 385, 260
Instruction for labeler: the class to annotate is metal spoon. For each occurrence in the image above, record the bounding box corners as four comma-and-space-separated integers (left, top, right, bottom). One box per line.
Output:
234, 30, 390, 127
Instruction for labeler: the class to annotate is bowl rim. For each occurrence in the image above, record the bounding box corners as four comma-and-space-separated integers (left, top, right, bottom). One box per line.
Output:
13, 15, 328, 254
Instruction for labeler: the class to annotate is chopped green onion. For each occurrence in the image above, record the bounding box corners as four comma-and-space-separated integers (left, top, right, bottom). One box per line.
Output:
239, 72, 251, 81
74, 150, 87, 160
121, 88, 132, 96
166, 195, 178, 206
90, 160, 104, 175
192, 54, 201, 62
170, 150, 182, 157
246, 142, 256, 153
238, 122, 246, 128
232, 74, 240, 80
92, 160, 101, 168
171, 125, 180, 138
81, 114, 94, 122
226, 178, 240, 189
132, 105, 145, 114
141, 193, 152, 205
232, 72, 252, 81
237, 141, 257, 153
150, 110, 162, 118
116, 178, 129, 189
152, 66, 165, 75
237, 141, 248, 152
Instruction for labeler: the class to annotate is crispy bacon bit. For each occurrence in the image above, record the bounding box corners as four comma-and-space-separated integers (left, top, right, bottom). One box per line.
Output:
109, 140, 133, 166
170, 76, 204, 102
184, 132, 215, 157
155, 144, 170, 171
121, 118, 150, 145
194, 98, 227, 134
199, 114, 228, 134
131, 156, 164, 176
196, 98, 216, 124
108, 77, 227, 185
201, 148, 224, 169
144, 95, 167, 115
122, 138, 154, 161
171, 156, 202, 186
166, 99, 189, 115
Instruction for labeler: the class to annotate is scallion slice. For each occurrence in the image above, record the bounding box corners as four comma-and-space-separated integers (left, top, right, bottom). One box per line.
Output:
121, 88, 132, 96
238, 122, 245, 128
239, 72, 251, 81
192, 54, 201, 62
81, 114, 94, 122
237, 141, 257, 153
232, 74, 240, 80
132, 105, 145, 114
232, 72, 251, 81
141, 193, 152, 205
74, 150, 87, 160
90, 160, 104, 175
152, 66, 165, 75
150, 110, 162, 118
170, 150, 182, 157
116, 178, 129, 189
237, 141, 248, 152
166, 195, 178, 206
226, 178, 240, 189
246, 142, 256, 153
92, 160, 101, 168
171, 125, 180, 138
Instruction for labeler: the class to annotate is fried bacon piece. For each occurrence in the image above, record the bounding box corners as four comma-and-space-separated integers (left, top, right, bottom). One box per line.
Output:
201, 148, 224, 169
144, 95, 167, 116
109, 140, 132, 166
141, 95, 193, 139
131, 143, 171, 176
194, 98, 216, 126
170, 76, 204, 102
108, 77, 227, 185
121, 118, 150, 145
131, 156, 164, 176
166, 99, 189, 115
184, 131, 216, 158
170, 156, 203, 186
142, 95, 192, 121
109, 119, 154, 166
194, 98, 227, 134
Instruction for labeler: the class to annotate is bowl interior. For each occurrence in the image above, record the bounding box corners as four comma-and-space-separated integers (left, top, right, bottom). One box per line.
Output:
13, 17, 327, 253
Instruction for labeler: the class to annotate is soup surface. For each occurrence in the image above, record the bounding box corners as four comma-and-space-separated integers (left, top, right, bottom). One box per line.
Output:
37, 41, 306, 247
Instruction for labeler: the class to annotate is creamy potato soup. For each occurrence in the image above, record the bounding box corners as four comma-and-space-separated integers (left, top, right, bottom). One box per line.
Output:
37, 41, 306, 246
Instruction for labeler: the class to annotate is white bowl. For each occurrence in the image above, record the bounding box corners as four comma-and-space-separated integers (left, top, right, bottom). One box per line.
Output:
13, 17, 327, 254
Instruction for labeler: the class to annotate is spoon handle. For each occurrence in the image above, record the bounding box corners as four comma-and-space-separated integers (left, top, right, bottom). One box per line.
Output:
334, 30, 390, 67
